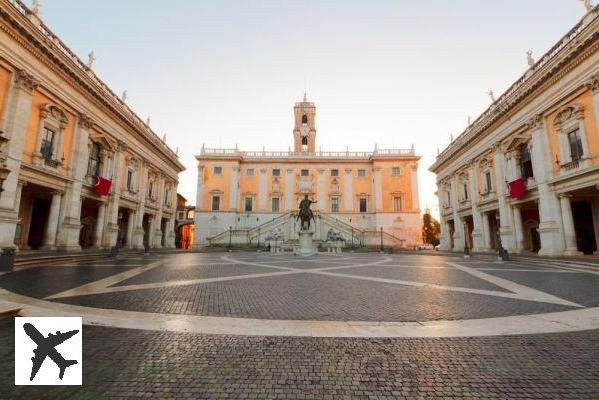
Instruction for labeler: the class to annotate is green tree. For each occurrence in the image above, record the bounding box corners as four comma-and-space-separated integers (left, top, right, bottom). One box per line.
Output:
422, 210, 441, 246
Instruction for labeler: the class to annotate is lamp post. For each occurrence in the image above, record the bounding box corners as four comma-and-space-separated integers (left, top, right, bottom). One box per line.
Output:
256, 217, 260, 251
228, 225, 232, 251
495, 213, 509, 261
380, 227, 384, 253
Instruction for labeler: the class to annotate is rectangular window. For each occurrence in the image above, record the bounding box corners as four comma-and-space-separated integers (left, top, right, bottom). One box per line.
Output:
301, 169, 309, 176
148, 181, 154, 198
359, 198, 367, 213
392, 167, 401, 176
211, 196, 220, 211
331, 197, 339, 213
272, 169, 281, 177
246, 169, 254, 177
213, 166, 222, 175
519, 144, 534, 179
126, 170, 134, 191
87, 142, 101, 176
393, 196, 402, 212
568, 130, 584, 161
331, 169, 339, 177
357, 169, 366, 177
463, 183, 468, 201
245, 197, 253, 212
271, 197, 280, 212
485, 171, 492, 192
40, 127, 55, 160
447, 185, 452, 205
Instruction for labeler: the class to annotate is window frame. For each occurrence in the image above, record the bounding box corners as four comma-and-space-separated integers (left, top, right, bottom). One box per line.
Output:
271, 197, 280, 212
357, 169, 366, 178
211, 195, 221, 211
359, 198, 368, 213
391, 166, 401, 176
244, 196, 253, 212
213, 166, 223, 176
331, 196, 340, 213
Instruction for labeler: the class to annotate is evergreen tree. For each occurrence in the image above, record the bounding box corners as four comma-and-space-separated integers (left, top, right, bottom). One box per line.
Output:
422, 210, 441, 246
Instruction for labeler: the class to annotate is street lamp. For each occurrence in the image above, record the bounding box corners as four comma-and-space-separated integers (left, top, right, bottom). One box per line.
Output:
256, 217, 260, 251
228, 225, 232, 251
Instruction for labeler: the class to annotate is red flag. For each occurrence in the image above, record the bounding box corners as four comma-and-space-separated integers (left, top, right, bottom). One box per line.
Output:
93, 176, 112, 196
508, 178, 527, 199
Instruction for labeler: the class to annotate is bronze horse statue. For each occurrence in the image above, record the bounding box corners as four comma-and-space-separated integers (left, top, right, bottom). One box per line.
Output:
297, 195, 317, 231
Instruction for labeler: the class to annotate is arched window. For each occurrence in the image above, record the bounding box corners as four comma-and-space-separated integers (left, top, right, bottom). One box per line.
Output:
301, 114, 308, 125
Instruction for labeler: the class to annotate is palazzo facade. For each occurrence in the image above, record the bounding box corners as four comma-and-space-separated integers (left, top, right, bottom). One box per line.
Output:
194, 96, 421, 248
430, 7, 599, 256
0, 1, 184, 251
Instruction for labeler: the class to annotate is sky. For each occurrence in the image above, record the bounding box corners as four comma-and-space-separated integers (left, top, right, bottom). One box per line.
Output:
33, 0, 586, 218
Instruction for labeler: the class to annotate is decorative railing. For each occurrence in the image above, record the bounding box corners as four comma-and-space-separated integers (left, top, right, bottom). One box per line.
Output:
199, 147, 415, 159
43, 158, 60, 168
6, 0, 179, 162
562, 160, 580, 171
433, 6, 598, 168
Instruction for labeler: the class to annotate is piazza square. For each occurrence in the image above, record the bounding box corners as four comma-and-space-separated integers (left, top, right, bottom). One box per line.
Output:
1, 0, 599, 399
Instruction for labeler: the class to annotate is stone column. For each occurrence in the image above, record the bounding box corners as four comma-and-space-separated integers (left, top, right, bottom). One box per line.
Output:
103, 142, 126, 248
153, 174, 165, 248
529, 115, 565, 256
258, 168, 267, 211
42, 191, 62, 250
512, 205, 524, 252
285, 168, 293, 211
343, 169, 353, 212
493, 146, 515, 251
229, 165, 239, 211
559, 194, 582, 256
166, 183, 177, 248
146, 214, 155, 249
0, 70, 38, 248
93, 202, 106, 248
451, 175, 465, 251
125, 210, 135, 249
317, 169, 325, 211
132, 160, 147, 249
373, 167, 383, 212
194, 165, 205, 248
481, 212, 491, 250
438, 215, 451, 251
468, 164, 484, 251
410, 163, 420, 213
57, 113, 94, 251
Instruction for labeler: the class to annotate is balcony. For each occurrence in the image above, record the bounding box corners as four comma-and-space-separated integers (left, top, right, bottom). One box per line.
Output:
43, 158, 60, 168
562, 160, 580, 171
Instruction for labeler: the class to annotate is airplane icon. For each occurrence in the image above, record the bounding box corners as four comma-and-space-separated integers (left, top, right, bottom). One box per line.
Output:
23, 322, 79, 381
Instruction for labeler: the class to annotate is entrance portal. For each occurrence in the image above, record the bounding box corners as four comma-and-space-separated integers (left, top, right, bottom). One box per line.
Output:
572, 200, 597, 254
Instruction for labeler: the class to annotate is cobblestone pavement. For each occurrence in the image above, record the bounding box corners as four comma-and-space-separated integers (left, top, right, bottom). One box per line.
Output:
1, 318, 599, 399
0, 252, 593, 321
2, 252, 599, 398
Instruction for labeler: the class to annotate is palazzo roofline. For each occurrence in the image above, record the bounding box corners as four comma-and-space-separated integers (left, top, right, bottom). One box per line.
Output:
195, 147, 419, 163
1, 0, 185, 172
430, 5, 599, 173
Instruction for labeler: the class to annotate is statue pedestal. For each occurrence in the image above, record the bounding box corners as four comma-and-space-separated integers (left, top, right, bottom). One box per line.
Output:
294, 230, 318, 257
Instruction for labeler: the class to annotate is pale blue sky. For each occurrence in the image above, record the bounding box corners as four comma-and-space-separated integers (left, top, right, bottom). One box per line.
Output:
34, 0, 586, 216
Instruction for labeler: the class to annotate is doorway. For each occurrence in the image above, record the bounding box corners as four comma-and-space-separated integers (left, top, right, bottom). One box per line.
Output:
572, 200, 597, 254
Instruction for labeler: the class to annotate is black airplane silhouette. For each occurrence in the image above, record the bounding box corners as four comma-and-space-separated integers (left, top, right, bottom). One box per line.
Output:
23, 322, 79, 381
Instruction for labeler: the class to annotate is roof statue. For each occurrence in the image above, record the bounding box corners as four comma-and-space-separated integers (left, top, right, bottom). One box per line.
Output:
31, 0, 40, 15
86, 50, 96, 69
468, 115, 472, 125
146, 116, 151, 125
488, 90, 496, 102
526, 50, 535, 67
582, 0, 593, 13
121, 90, 128, 102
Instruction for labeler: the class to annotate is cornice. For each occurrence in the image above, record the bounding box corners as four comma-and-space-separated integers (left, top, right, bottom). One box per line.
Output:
430, 9, 599, 173
0, 0, 184, 173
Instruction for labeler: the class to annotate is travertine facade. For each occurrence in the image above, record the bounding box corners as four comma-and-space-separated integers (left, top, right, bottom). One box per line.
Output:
0, 0, 184, 251
430, 7, 599, 256
194, 96, 421, 248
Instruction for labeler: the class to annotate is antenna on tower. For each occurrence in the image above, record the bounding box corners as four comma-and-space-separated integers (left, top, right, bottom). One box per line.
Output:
303, 77, 308, 102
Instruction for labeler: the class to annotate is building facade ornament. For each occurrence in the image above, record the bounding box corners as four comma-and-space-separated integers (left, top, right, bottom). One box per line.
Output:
14, 69, 39, 93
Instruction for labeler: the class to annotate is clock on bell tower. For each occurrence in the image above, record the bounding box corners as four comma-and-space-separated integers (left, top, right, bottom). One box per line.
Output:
293, 93, 316, 152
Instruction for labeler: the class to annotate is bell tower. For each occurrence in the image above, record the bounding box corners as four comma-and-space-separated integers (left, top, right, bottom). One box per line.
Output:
293, 93, 316, 152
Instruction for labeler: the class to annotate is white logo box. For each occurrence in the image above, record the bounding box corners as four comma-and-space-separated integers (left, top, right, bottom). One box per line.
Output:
14, 317, 82, 386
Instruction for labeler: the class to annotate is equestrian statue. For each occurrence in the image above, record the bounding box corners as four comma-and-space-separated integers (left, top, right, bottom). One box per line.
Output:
297, 195, 317, 231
